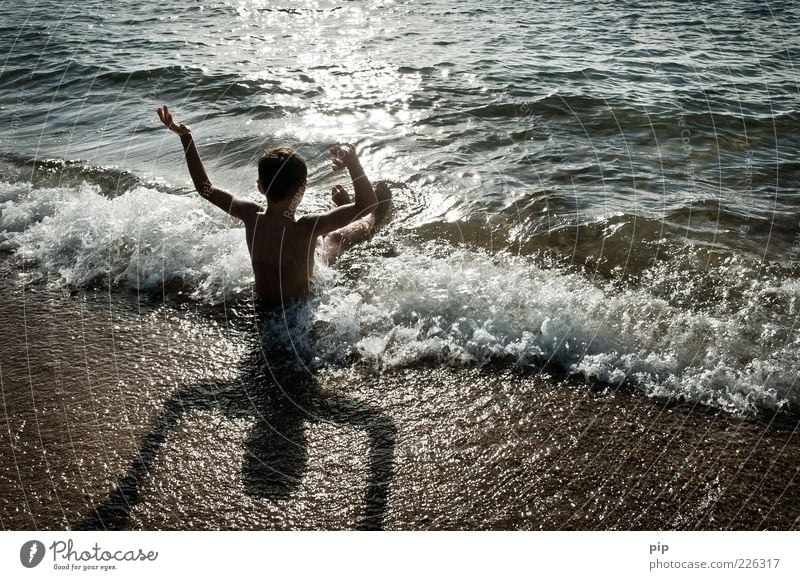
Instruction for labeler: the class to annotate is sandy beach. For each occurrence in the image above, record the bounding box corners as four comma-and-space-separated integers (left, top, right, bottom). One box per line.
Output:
1, 264, 797, 531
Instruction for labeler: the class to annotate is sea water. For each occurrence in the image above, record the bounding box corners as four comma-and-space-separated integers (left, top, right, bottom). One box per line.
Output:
1, 0, 799, 416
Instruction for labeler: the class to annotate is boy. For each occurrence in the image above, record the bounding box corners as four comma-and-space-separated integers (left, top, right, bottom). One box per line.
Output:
156, 105, 391, 304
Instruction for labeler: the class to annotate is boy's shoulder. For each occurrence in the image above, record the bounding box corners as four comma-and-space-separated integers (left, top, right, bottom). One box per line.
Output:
296, 213, 326, 229
247, 211, 319, 236
227, 196, 265, 223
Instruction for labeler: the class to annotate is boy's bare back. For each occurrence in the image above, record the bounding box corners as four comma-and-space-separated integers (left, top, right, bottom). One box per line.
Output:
241, 211, 318, 303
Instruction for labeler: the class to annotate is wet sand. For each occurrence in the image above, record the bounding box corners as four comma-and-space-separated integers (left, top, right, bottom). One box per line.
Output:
1, 270, 798, 530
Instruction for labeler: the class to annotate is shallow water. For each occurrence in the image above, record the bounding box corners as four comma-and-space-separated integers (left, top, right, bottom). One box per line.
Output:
1, 277, 797, 530
1, 1, 799, 415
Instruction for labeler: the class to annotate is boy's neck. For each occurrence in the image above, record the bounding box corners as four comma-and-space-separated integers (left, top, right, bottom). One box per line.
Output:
264, 197, 297, 219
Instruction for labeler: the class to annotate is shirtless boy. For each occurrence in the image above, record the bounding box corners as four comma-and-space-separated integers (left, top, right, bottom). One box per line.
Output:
156, 105, 391, 304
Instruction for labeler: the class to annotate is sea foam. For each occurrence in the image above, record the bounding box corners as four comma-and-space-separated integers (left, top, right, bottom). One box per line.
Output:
313, 247, 798, 415
0, 180, 252, 302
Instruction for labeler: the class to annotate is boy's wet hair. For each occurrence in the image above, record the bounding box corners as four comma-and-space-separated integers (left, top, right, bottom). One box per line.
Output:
258, 147, 307, 201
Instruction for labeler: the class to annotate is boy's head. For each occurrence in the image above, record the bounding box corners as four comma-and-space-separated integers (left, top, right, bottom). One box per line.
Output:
257, 147, 307, 202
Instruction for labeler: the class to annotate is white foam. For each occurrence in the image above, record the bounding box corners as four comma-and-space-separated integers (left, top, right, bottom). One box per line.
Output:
0, 180, 253, 302
312, 247, 799, 415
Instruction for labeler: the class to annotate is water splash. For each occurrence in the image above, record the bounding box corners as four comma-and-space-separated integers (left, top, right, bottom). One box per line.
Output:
0, 180, 252, 302
312, 247, 799, 415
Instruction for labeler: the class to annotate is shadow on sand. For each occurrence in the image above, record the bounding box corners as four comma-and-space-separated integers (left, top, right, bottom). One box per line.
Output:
75, 307, 396, 530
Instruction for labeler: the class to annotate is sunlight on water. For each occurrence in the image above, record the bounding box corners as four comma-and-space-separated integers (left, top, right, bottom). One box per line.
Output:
0, 0, 798, 419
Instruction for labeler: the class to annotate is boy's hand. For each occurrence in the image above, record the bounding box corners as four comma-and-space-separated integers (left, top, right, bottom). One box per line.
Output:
156, 105, 191, 136
330, 143, 359, 171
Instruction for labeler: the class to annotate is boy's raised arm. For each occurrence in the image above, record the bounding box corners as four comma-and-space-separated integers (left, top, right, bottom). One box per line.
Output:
156, 105, 260, 220
332, 144, 378, 215
301, 144, 378, 236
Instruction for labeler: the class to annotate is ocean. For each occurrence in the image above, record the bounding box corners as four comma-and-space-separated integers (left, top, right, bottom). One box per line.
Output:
1, 0, 799, 530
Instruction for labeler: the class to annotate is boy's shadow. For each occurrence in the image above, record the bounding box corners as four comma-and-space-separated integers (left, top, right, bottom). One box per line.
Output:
75, 307, 396, 531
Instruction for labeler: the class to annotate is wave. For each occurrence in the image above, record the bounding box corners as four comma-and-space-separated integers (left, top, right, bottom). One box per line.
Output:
308, 245, 799, 417
0, 180, 252, 302
1, 166, 798, 417
409, 201, 798, 277
423, 94, 799, 139
0, 154, 155, 197
7, 60, 292, 105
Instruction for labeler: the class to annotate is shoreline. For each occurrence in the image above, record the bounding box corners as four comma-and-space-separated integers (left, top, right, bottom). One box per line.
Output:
0, 277, 798, 530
